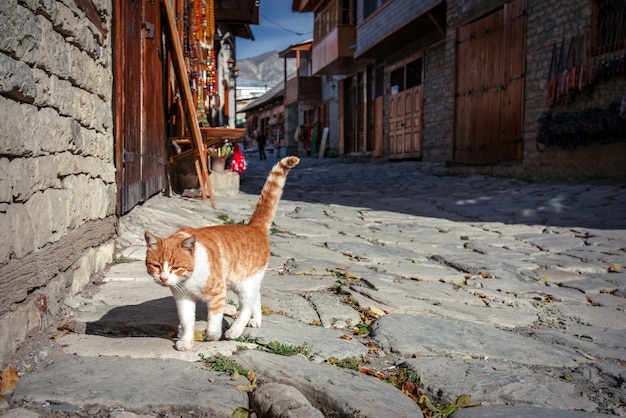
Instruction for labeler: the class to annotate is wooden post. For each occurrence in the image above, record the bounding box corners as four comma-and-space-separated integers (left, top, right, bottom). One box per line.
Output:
162, 0, 215, 207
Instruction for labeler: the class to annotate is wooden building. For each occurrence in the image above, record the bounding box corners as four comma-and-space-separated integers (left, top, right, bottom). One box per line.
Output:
292, 0, 626, 179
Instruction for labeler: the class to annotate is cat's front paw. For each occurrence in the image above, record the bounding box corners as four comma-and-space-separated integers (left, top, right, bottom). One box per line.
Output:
205, 330, 222, 341
248, 318, 262, 328
175, 340, 195, 351
224, 327, 243, 340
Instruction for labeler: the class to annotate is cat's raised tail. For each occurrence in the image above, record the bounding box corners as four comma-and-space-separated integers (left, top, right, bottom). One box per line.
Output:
247, 156, 300, 231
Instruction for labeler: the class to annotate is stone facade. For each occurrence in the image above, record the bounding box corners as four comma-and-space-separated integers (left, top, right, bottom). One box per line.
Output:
0, 0, 115, 364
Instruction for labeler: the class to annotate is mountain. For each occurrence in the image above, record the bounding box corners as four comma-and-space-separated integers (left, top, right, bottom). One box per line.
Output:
237, 50, 296, 89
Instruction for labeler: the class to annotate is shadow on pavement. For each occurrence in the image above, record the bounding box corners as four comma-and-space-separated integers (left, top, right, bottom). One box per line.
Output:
238, 156, 626, 230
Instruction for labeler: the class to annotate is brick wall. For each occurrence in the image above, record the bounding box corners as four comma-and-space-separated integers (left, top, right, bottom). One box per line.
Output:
0, 0, 116, 364
446, 0, 626, 179
423, 39, 454, 162
522, 0, 626, 179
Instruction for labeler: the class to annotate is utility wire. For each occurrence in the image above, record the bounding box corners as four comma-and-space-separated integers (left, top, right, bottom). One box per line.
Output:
261, 13, 310, 36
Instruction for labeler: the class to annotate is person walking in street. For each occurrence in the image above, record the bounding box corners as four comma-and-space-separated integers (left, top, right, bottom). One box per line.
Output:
257, 129, 267, 160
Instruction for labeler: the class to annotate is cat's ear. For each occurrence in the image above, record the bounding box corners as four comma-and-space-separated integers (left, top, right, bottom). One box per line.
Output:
181, 236, 196, 254
145, 231, 160, 249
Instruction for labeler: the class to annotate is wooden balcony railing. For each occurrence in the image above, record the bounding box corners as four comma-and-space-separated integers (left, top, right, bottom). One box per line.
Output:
284, 76, 322, 105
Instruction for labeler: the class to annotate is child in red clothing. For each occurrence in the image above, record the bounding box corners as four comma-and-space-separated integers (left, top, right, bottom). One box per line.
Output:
230, 143, 246, 174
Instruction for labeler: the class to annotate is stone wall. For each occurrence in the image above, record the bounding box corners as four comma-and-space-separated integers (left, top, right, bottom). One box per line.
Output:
0, 0, 116, 365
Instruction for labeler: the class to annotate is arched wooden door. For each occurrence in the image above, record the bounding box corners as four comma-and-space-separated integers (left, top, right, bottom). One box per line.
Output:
389, 85, 422, 159
388, 55, 423, 160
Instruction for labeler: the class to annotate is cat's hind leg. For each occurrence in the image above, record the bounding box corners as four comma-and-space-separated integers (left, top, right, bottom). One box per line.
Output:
224, 272, 263, 339
248, 282, 263, 328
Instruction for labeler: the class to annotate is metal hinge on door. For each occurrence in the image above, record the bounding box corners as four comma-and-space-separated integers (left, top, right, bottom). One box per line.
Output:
142, 22, 155, 39
122, 149, 135, 163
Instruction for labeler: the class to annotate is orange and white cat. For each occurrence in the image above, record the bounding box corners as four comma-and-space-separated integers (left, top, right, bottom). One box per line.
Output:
145, 156, 300, 350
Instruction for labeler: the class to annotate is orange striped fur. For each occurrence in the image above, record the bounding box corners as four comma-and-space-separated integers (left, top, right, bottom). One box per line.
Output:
144, 156, 299, 350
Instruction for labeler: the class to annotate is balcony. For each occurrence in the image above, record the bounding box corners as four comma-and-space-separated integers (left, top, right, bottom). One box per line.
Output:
310, 0, 358, 75
312, 25, 356, 75
284, 76, 322, 105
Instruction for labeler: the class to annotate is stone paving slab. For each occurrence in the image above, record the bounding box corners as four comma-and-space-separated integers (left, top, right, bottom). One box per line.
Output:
402, 357, 599, 411
13, 357, 249, 415
57, 334, 252, 362
370, 314, 587, 367
450, 405, 614, 418
345, 284, 540, 328
241, 314, 369, 361
234, 350, 424, 418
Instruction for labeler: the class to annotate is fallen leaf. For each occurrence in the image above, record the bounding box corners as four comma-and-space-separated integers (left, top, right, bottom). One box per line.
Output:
367, 341, 380, 351
358, 368, 387, 380
247, 370, 257, 386
399, 381, 421, 401
57, 322, 75, 333
194, 331, 205, 342
161, 331, 176, 339
231, 406, 250, 418
607, 264, 622, 272
236, 383, 257, 392
339, 334, 352, 340
456, 394, 471, 407
0, 365, 19, 394
368, 306, 386, 318
230, 369, 239, 381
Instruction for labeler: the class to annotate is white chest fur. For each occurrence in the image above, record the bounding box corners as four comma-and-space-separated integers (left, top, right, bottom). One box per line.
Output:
181, 243, 210, 297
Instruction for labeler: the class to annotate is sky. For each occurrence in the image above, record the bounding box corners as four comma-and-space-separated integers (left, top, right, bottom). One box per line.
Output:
236, 0, 314, 60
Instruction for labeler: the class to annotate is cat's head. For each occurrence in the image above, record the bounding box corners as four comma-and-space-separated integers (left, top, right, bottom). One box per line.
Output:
144, 231, 196, 287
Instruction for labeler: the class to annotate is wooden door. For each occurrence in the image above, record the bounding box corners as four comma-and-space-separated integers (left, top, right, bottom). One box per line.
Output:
373, 96, 383, 157
454, 0, 526, 164
389, 85, 422, 159
389, 93, 403, 158
115, 0, 167, 215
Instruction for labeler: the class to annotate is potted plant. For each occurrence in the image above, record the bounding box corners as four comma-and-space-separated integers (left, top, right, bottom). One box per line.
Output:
207, 142, 233, 171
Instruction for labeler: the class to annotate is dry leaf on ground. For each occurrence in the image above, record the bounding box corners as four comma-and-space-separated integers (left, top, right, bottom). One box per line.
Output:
0, 365, 19, 394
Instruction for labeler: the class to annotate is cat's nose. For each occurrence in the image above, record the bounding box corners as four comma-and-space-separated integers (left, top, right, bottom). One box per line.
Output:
159, 276, 168, 284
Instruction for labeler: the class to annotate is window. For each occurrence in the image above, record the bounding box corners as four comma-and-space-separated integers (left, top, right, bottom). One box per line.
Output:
363, 0, 386, 20
341, 0, 357, 25
593, 0, 626, 55
406, 58, 423, 89
390, 67, 404, 94
390, 57, 423, 94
